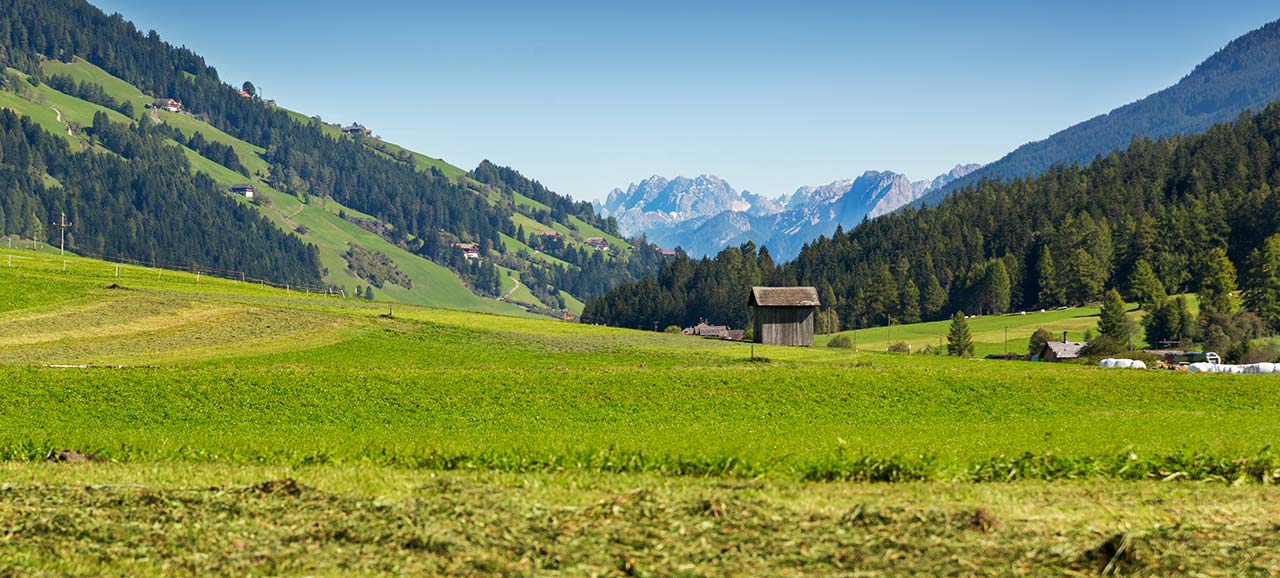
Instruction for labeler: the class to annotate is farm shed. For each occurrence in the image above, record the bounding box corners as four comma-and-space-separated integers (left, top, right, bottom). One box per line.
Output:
1039, 340, 1086, 362
749, 286, 820, 347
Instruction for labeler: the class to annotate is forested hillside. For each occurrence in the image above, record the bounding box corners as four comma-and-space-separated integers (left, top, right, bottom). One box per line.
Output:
0, 91, 322, 284
918, 18, 1280, 208
587, 105, 1280, 356
0, 0, 659, 315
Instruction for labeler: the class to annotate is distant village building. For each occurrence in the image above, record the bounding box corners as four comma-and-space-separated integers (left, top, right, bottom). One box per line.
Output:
229, 183, 256, 199
237, 89, 252, 99
749, 286, 820, 347
585, 237, 609, 250
153, 98, 183, 113
342, 123, 372, 136
454, 242, 480, 260
1039, 333, 1086, 362
681, 322, 744, 341
657, 249, 679, 258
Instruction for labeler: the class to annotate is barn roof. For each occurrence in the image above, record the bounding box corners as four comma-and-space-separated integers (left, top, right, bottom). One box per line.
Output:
1042, 341, 1086, 359
750, 286, 820, 307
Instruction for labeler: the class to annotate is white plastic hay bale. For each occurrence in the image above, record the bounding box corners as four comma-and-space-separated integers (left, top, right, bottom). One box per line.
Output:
1098, 359, 1113, 368
1188, 362, 1213, 373
1115, 359, 1135, 369
1224, 365, 1245, 374
1257, 362, 1276, 374
1243, 364, 1260, 375
1130, 360, 1147, 370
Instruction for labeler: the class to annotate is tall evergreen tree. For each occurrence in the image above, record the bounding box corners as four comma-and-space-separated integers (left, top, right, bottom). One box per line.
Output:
1097, 289, 1130, 343
1036, 245, 1062, 307
1244, 233, 1280, 331
946, 311, 974, 358
1127, 259, 1166, 310
898, 279, 922, 324
1199, 247, 1239, 316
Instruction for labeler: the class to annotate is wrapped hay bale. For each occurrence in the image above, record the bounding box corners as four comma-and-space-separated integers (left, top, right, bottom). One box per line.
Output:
1131, 360, 1147, 370
1115, 359, 1135, 369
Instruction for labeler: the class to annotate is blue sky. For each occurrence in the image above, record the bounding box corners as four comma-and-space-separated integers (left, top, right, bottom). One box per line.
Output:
93, 1, 1278, 201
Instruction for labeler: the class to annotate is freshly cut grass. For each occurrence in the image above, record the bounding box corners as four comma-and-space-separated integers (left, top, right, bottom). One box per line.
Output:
1, 464, 1278, 577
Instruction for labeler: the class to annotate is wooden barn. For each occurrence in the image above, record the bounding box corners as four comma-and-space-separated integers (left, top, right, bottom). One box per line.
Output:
749, 286, 820, 347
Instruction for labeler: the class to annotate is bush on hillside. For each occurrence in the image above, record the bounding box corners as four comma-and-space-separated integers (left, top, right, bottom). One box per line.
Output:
887, 341, 910, 353
827, 334, 853, 349
664, 325, 682, 334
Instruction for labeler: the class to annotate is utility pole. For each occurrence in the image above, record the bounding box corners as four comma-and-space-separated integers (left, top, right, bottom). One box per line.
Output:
54, 212, 72, 256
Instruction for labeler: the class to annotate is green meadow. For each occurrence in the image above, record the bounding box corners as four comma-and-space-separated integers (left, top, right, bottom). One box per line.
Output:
4, 248, 1280, 575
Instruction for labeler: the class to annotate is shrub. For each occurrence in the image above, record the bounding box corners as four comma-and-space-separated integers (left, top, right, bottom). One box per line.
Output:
887, 341, 910, 353
1081, 335, 1127, 358
295, 224, 310, 235
663, 325, 682, 334
1028, 328, 1053, 357
827, 334, 853, 349
919, 345, 943, 356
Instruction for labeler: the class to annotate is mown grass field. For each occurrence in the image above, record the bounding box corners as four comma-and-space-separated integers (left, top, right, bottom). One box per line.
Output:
817, 304, 1161, 357
4, 250, 1280, 575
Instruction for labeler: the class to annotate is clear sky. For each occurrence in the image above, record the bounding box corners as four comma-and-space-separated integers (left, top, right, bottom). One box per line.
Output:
92, 1, 1278, 201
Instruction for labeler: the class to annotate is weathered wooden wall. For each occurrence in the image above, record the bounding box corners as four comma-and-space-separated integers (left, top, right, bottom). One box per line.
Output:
752, 306, 815, 347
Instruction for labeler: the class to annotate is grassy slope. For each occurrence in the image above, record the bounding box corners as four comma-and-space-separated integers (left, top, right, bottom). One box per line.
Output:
2, 248, 1279, 476
817, 304, 1152, 357
35, 58, 529, 316
3, 250, 1278, 574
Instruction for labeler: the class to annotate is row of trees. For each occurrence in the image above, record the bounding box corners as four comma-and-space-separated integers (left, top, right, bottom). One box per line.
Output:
589, 104, 1280, 334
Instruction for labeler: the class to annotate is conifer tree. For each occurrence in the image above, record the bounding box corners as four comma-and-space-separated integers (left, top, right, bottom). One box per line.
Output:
947, 311, 974, 358
1244, 233, 1280, 331
1199, 247, 1239, 316
1097, 288, 1130, 342
1127, 259, 1166, 309
898, 279, 922, 324
1036, 245, 1062, 307
921, 272, 947, 320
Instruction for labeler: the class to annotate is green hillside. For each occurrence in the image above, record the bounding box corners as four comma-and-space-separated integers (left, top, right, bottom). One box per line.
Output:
26, 58, 543, 317
815, 304, 1152, 357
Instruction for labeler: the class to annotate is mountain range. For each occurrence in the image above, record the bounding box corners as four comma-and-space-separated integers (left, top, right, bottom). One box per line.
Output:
599, 164, 982, 259
917, 18, 1280, 208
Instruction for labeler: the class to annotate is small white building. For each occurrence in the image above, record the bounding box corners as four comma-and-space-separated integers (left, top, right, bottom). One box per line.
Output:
230, 183, 255, 199
153, 98, 183, 113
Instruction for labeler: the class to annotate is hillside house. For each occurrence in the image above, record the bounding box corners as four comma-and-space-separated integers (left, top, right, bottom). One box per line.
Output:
342, 123, 372, 136
153, 98, 183, 113
585, 237, 609, 250
749, 286, 820, 347
229, 183, 255, 199
683, 322, 729, 338
657, 249, 679, 258
454, 242, 480, 260
237, 89, 252, 99
1039, 334, 1086, 362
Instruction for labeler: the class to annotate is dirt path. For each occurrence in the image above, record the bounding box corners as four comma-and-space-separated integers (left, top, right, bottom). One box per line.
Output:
502, 277, 523, 300
51, 106, 72, 136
